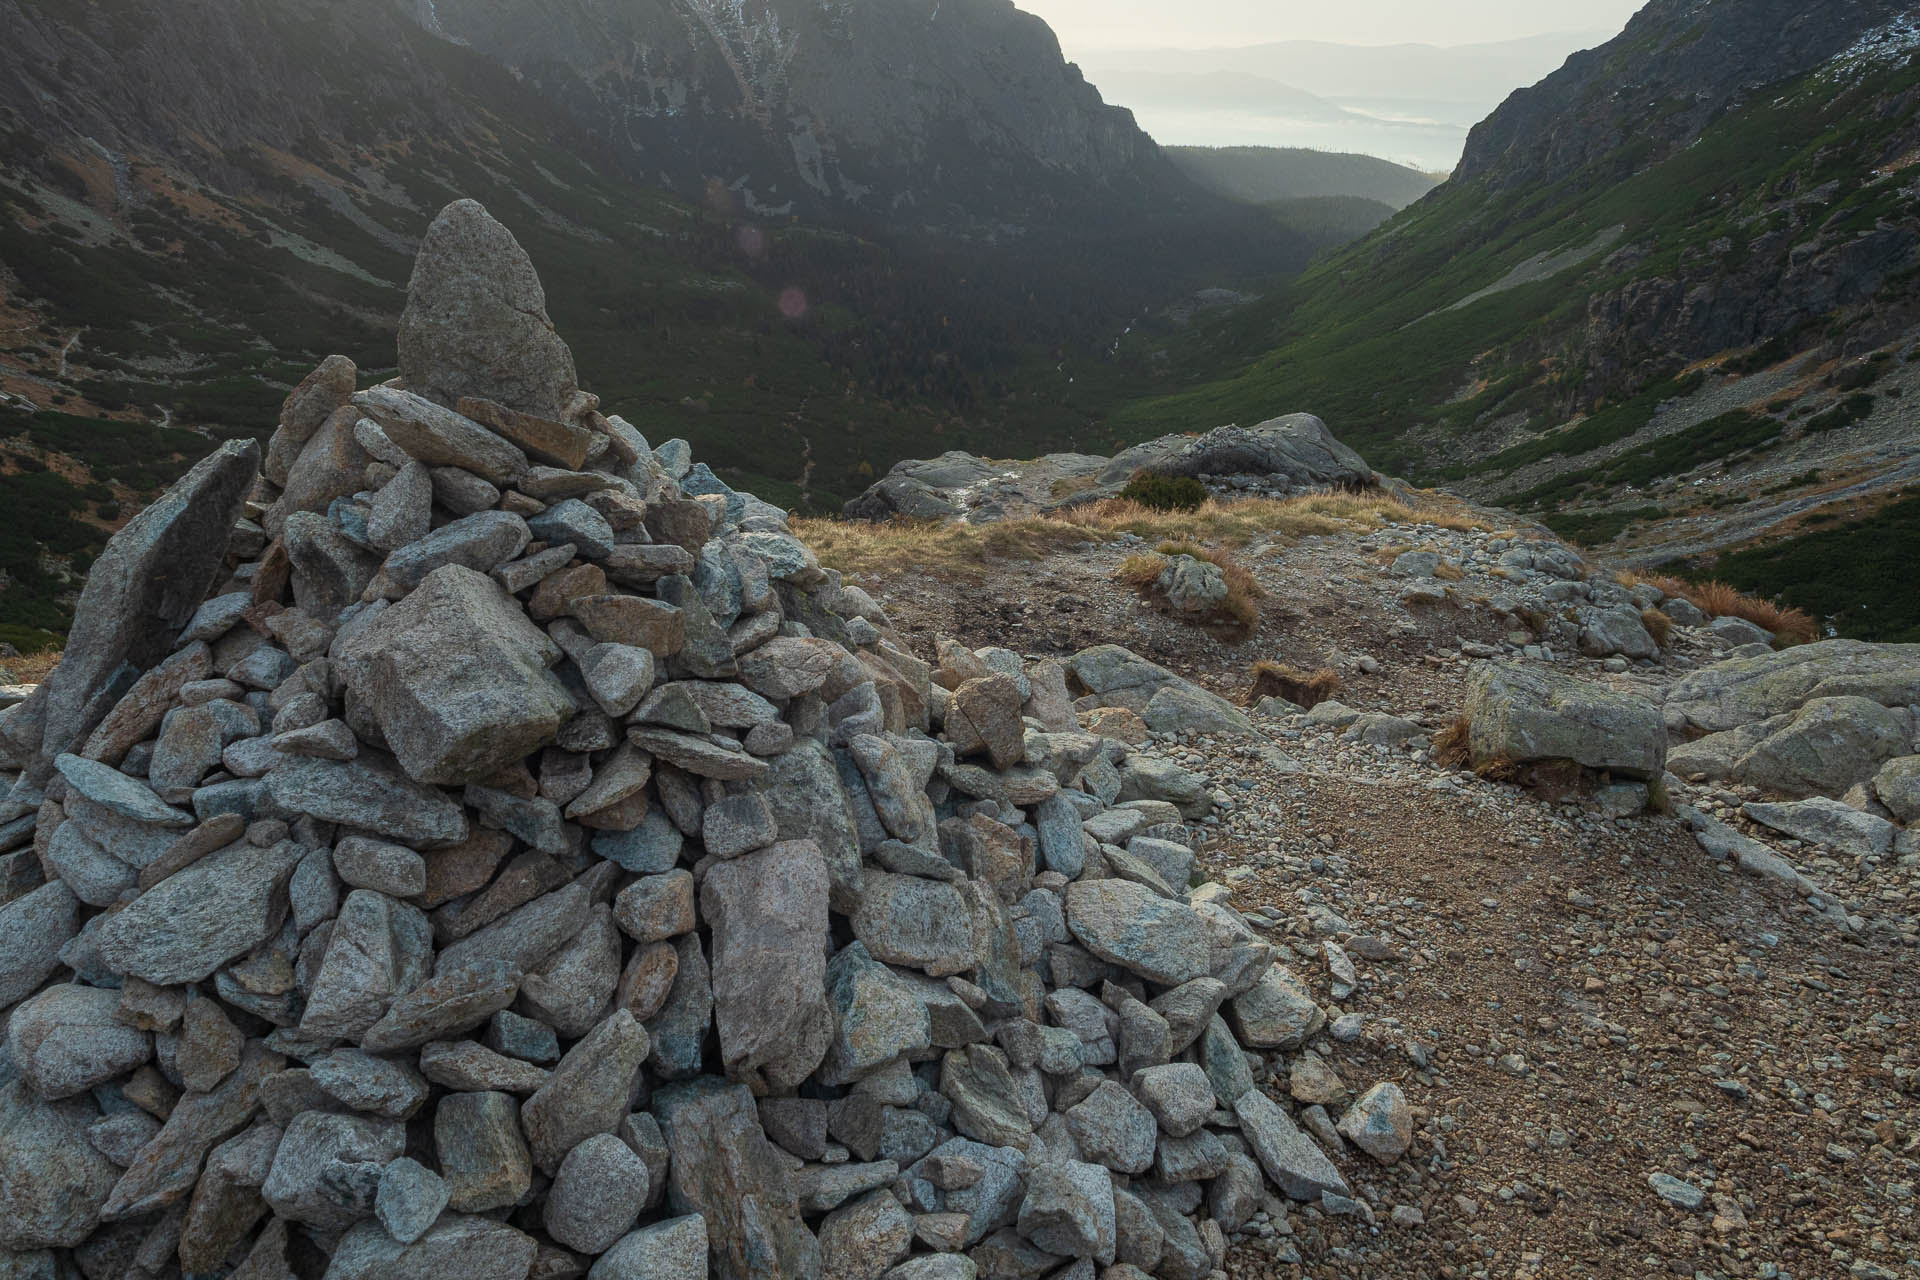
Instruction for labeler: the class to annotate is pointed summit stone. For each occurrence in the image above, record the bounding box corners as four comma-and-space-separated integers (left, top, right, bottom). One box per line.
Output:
399, 200, 580, 422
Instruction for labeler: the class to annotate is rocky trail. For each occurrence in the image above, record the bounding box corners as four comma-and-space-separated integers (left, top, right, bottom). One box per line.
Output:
851, 492, 1920, 1280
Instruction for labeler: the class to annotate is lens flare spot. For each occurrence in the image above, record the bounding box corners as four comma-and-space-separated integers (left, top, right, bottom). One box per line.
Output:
735, 224, 766, 257
778, 287, 808, 320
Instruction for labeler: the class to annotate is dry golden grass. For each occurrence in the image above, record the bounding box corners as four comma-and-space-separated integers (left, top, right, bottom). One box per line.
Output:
1434, 560, 1466, 582
797, 488, 1493, 588
1431, 716, 1471, 768
1114, 544, 1264, 631
1248, 661, 1340, 709
5, 650, 60, 685
1155, 541, 1263, 630
792, 515, 1107, 583
1623, 571, 1817, 646
1114, 553, 1167, 591
1640, 607, 1674, 648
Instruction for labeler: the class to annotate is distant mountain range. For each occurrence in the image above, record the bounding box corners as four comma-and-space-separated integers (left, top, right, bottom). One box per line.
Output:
1165, 147, 1437, 211
1076, 32, 1614, 170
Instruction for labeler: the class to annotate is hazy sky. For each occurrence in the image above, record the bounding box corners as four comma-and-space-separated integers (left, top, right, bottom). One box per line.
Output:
1018, 0, 1645, 51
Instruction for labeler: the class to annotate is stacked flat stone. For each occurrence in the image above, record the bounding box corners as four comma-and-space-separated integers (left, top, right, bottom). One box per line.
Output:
0, 200, 1402, 1280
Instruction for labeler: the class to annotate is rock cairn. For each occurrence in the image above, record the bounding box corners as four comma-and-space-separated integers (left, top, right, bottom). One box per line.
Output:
0, 200, 1403, 1280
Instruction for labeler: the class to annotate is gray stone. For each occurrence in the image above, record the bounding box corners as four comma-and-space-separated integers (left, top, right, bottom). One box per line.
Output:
0, 1079, 121, 1249
530, 500, 615, 561
940, 1045, 1033, 1148
54, 754, 191, 826
736, 636, 842, 699
261, 1110, 404, 1231
1130, 1063, 1213, 1137
1337, 1082, 1413, 1163
96, 840, 303, 985
1018, 1159, 1115, 1263
519, 905, 622, 1038
435, 1090, 533, 1213
338, 565, 573, 785
1874, 755, 1920, 822
1648, 1172, 1706, 1211
99, 1041, 282, 1219
1064, 879, 1211, 985
947, 675, 1026, 770
381, 510, 534, 591
437, 881, 592, 977
1466, 663, 1665, 779
545, 1132, 651, 1254
301, 889, 434, 1039
368, 461, 435, 552
655, 1079, 820, 1280
765, 740, 865, 913
417, 1040, 549, 1094
1743, 796, 1897, 856
5, 984, 150, 1099
628, 727, 766, 781
326, 1215, 536, 1280
332, 836, 428, 897
852, 872, 976, 977
581, 643, 656, 718
819, 1188, 913, 1280
701, 792, 778, 858
1231, 964, 1323, 1050
1065, 1081, 1156, 1175
613, 870, 697, 943
521, 1010, 651, 1172
793, 1161, 900, 1215
588, 1215, 709, 1280
375, 1157, 449, 1244
311, 1048, 431, 1118
29, 441, 257, 778
702, 841, 832, 1089
266, 754, 469, 846
1233, 1087, 1349, 1201
285, 512, 383, 622
1577, 603, 1659, 659
1665, 639, 1920, 734
884, 1258, 977, 1280
1733, 696, 1909, 798
644, 931, 713, 1081
594, 809, 684, 872
43, 821, 137, 906
398, 199, 579, 423
821, 943, 934, 1085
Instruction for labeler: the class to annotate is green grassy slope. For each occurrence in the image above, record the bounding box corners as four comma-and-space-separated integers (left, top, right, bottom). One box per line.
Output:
1115, 52, 1920, 482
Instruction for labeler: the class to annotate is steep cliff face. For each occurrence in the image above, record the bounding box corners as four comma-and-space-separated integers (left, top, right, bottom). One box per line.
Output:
1457, 0, 1915, 189
422, 0, 1186, 221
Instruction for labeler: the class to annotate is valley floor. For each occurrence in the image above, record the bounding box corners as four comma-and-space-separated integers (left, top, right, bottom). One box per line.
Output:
850, 517, 1920, 1280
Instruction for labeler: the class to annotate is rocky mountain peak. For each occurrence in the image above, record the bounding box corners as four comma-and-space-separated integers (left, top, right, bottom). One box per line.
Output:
1456, 0, 1915, 190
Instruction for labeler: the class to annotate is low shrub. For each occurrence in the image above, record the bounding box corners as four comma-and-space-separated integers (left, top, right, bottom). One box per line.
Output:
1118, 471, 1209, 512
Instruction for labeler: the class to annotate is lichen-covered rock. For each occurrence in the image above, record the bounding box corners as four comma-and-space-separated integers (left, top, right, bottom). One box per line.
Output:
1465, 663, 1665, 779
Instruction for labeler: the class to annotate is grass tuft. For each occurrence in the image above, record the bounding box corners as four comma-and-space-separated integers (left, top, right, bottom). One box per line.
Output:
1248, 661, 1340, 709
1432, 716, 1471, 768
1639, 607, 1674, 649
1623, 572, 1817, 646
